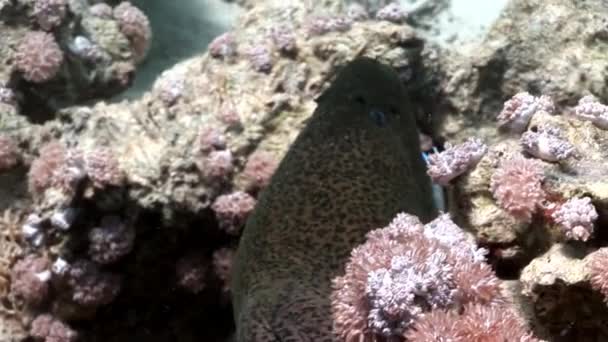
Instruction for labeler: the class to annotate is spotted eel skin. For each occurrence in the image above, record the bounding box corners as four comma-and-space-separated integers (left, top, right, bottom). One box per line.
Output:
231, 57, 438, 341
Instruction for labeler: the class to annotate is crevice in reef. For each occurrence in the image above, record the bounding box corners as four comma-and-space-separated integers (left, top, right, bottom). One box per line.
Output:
10, 79, 57, 124
60, 203, 237, 341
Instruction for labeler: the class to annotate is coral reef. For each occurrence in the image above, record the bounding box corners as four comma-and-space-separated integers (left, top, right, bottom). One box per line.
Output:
442, 91, 608, 340
1, 0, 608, 340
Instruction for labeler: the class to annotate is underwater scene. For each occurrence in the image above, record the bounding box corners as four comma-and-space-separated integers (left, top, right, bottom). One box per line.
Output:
1, 0, 608, 341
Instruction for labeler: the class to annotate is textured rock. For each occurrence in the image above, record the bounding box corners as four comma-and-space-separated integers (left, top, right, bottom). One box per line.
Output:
37, 2, 429, 225
520, 244, 608, 341
451, 108, 608, 272
434, 0, 608, 140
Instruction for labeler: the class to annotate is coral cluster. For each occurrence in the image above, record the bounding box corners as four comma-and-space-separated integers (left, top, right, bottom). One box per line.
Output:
497, 92, 554, 133
425, 137, 487, 185
331, 213, 512, 340
112, 2, 152, 63
0, 134, 19, 171
0, 0, 151, 111
32, 0, 67, 31
573, 95, 608, 129
520, 125, 574, 162
14, 31, 64, 83
552, 196, 598, 242
88, 216, 135, 264
175, 253, 208, 294
30, 313, 78, 342
10, 254, 51, 305
405, 303, 539, 341
442, 90, 608, 340
211, 191, 257, 236
28, 141, 124, 197
490, 156, 545, 222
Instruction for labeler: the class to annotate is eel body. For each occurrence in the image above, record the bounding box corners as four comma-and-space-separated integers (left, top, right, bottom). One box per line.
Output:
231, 57, 437, 341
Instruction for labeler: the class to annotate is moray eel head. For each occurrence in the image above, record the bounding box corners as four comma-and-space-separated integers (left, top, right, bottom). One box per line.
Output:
314, 57, 421, 152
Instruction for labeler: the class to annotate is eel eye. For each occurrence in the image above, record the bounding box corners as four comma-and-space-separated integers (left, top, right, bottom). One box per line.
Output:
354, 95, 367, 106
369, 110, 387, 127
389, 106, 398, 116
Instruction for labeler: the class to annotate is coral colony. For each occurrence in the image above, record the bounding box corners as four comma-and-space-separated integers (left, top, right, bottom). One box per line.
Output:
0, 0, 608, 341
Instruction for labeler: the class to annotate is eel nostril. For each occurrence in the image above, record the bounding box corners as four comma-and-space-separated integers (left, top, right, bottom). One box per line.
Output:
369, 110, 387, 127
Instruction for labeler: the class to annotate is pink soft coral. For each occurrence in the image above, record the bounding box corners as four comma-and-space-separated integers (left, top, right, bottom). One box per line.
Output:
28, 141, 67, 194
405, 303, 539, 341
15, 31, 64, 83
211, 191, 257, 235
588, 248, 608, 300
10, 254, 51, 305
0, 135, 19, 171
30, 314, 78, 342
241, 150, 278, 193
497, 92, 554, 133
520, 125, 574, 162
83, 147, 125, 188
552, 196, 598, 242
33, 0, 67, 31
425, 137, 487, 185
331, 213, 501, 340
573, 95, 608, 129
113, 2, 151, 63
88, 216, 135, 264
490, 156, 545, 222
176, 252, 208, 294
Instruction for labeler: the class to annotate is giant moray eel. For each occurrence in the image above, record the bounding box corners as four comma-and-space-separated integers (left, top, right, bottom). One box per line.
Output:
231, 57, 438, 341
